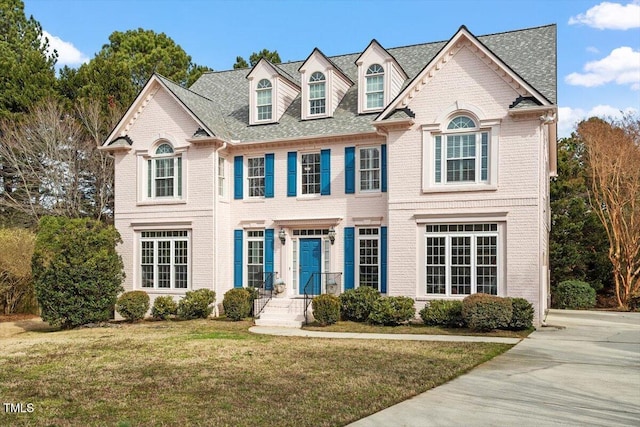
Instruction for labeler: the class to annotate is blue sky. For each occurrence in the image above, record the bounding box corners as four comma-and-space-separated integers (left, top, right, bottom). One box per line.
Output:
24, 0, 640, 137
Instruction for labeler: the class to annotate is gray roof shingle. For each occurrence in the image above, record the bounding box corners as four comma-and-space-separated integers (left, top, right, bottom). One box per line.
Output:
180, 24, 556, 143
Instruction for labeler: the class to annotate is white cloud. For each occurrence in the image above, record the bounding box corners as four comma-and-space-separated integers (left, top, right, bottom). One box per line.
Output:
569, 1, 640, 30
558, 105, 638, 137
565, 46, 640, 90
42, 30, 89, 66
586, 46, 600, 54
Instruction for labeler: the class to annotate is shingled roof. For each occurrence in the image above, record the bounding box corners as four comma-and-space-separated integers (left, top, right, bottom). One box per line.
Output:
168, 24, 557, 144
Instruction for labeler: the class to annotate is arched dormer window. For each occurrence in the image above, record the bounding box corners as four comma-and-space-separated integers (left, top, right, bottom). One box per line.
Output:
309, 72, 326, 116
365, 64, 384, 109
256, 79, 273, 121
435, 115, 488, 184
148, 142, 182, 199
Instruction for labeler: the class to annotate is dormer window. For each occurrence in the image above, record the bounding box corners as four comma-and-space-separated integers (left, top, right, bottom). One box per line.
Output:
309, 72, 326, 116
366, 64, 384, 109
256, 79, 273, 121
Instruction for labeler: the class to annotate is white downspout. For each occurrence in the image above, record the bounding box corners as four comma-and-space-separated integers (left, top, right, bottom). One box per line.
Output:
213, 141, 227, 316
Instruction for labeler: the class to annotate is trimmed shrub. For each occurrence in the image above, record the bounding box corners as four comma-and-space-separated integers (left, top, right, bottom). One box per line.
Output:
553, 280, 596, 309
508, 297, 534, 330
222, 288, 251, 321
312, 294, 340, 326
151, 295, 178, 320
462, 294, 513, 331
368, 296, 416, 326
339, 286, 381, 322
116, 291, 149, 322
177, 289, 216, 320
32, 216, 124, 328
419, 300, 465, 328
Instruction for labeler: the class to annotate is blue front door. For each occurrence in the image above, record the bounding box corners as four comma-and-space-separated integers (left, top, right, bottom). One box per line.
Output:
299, 238, 322, 294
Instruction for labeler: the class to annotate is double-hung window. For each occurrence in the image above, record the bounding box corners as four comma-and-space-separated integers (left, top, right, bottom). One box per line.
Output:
301, 153, 321, 195
365, 64, 384, 109
256, 79, 272, 121
148, 143, 182, 199
247, 230, 264, 288
434, 116, 489, 185
218, 157, 225, 197
359, 147, 380, 191
358, 228, 380, 290
141, 230, 189, 289
425, 224, 498, 296
309, 72, 326, 116
247, 157, 265, 197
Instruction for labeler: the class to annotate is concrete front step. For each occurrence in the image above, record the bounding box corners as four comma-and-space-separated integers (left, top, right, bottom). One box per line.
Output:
255, 298, 310, 328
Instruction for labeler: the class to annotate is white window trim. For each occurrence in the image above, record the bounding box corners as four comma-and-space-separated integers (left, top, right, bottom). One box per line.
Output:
356, 227, 380, 291
298, 151, 321, 197
364, 63, 385, 112
256, 79, 273, 123
218, 156, 226, 199
246, 155, 266, 199
138, 230, 191, 291
422, 117, 499, 193
137, 143, 187, 205
309, 72, 327, 117
357, 146, 382, 193
245, 229, 265, 288
416, 221, 506, 298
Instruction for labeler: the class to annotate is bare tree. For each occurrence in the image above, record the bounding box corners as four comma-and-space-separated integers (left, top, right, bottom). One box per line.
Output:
578, 115, 640, 309
0, 228, 36, 314
0, 98, 117, 223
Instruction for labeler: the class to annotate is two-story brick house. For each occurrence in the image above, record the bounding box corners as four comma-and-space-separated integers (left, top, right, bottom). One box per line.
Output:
102, 24, 557, 326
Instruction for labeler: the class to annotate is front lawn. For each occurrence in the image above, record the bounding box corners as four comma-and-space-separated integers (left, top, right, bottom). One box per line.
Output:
0, 319, 512, 426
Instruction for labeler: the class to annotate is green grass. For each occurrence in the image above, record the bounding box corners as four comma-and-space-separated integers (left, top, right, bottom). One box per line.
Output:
303, 320, 534, 338
0, 319, 512, 426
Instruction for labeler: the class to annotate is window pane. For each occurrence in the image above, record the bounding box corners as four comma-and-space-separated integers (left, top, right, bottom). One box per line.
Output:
302, 153, 321, 194
481, 132, 488, 181
248, 157, 265, 197
450, 236, 471, 295
426, 237, 446, 294
359, 230, 379, 290
476, 236, 497, 295
359, 147, 380, 191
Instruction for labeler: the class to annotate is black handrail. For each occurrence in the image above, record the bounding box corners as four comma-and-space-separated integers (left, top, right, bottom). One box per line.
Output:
252, 271, 276, 317
303, 272, 342, 324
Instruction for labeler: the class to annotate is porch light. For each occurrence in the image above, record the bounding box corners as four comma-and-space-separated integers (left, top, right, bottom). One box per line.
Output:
279, 228, 286, 245
328, 227, 336, 245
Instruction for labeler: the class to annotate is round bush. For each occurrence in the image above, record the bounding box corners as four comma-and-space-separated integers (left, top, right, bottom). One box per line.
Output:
177, 289, 216, 320
368, 296, 416, 326
312, 294, 340, 326
419, 300, 465, 328
553, 280, 596, 309
339, 286, 381, 322
222, 288, 251, 321
508, 297, 534, 330
151, 295, 178, 320
116, 291, 150, 322
462, 294, 513, 331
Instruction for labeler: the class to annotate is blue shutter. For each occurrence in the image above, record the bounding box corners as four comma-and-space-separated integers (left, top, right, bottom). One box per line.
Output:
264, 229, 274, 290
381, 144, 387, 193
344, 227, 355, 290
234, 156, 243, 199
380, 226, 388, 294
287, 151, 297, 197
265, 153, 274, 198
345, 147, 355, 194
320, 149, 331, 195
233, 229, 243, 287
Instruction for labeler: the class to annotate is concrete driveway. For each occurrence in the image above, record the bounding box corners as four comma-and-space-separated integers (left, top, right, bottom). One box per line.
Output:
349, 310, 640, 427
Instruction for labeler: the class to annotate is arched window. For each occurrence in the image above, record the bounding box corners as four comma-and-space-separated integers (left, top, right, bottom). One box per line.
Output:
256, 79, 272, 121
365, 64, 384, 109
148, 142, 182, 199
309, 72, 326, 115
433, 115, 488, 184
